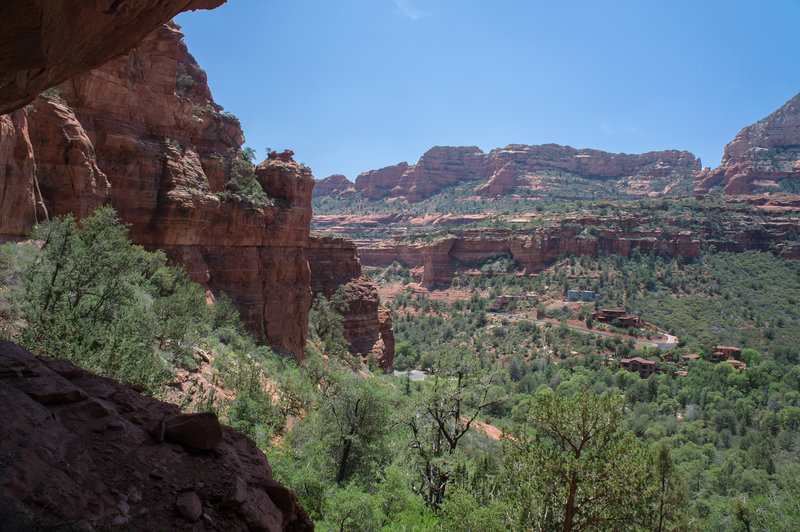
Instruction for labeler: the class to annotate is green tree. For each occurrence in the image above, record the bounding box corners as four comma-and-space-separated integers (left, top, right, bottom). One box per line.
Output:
308, 288, 350, 359
405, 350, 501, 510
505, 390, 651, 531
21, 207, 168, 390
319, 371, 390, 485
652, 441, 688, 532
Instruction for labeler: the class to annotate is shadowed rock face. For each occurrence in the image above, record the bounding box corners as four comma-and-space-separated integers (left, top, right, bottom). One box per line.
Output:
0, 341, 313, 531
695, 92, 800, 195
307, 235, 395, 370
0, 0, 226, 115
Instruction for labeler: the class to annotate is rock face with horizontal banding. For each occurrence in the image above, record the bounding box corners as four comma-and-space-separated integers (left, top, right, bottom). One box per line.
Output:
0, 24, 317, 357
307, 234, 394, 369
319, 144, 701, 204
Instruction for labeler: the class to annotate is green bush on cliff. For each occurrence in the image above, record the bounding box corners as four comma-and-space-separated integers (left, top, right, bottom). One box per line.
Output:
218, 146, 272, 208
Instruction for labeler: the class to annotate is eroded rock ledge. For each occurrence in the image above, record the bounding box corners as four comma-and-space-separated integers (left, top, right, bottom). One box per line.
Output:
0, 0, 227, 115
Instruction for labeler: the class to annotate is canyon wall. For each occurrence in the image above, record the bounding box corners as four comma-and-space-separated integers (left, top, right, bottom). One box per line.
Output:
0, 23, 390, 364
317, 144, 701, 204
361, 209, 800, 285
0, 23, 313, 358
695, 92, 800, 195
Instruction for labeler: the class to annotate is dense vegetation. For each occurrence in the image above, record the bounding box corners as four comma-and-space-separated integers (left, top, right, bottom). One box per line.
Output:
4, 208, 800, 530
0, 208, 288, 439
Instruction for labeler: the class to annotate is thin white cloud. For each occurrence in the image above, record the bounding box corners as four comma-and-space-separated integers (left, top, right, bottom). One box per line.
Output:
394, 0, 425, 20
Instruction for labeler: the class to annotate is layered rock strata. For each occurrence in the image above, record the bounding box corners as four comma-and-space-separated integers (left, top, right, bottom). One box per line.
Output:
318, 144, 701, 204
0, 341, 312, 531
307, 235, 394, 369
361, 210, 800, 285
0, 0, 226, 114
0, 22, 395, 363
312, 174, 355, 198
695, 92, 800, 195
0, 24, 317, 357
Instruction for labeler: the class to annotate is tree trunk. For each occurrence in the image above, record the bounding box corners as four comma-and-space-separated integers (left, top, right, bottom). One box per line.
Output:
657, 475, 666, 532
336, 439, 352, 485
563, 472, 579, 532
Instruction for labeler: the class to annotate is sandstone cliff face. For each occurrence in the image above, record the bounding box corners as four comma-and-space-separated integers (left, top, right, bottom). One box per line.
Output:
0, 341, 313, 531
695, 92, 800, 195
395, 146, 487, 202
0, 109, 43, 237
328, 144, 701, 204
354, 162, 410, 200
313, 174, 356, 198
307, 235, 394, 369
0, 24, 314, 358
360, 210, 800, 285
0, 0, 225, 115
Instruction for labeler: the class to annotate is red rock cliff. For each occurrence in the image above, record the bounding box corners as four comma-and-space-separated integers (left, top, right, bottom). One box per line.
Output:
360, 209, 800, 285
695, 92, 800, 195
0, 24, 313, 358
332, 144, 700, 204
307, 235, 394, 370
313, 174, 355, 198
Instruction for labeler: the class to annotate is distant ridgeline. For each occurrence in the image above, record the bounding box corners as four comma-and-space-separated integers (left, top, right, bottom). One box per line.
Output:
313, 143, 702, 214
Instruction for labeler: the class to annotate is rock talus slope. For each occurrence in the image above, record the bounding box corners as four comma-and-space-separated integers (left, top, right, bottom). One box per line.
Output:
0, 341, 313, 531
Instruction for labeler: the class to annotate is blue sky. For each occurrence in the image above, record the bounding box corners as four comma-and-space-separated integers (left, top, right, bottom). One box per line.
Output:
175, 0, 800, 181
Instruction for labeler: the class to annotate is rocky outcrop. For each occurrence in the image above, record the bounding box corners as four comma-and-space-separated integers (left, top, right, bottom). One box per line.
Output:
307, 235, 394, 370
0, 24, 317, 358
313, 174, 355, 198
0, 110, 44, 237
695, 92, 800, 195
0, 341, 312, 530
395, 146, 487, 202
0, 0, 225, 115
476, 162, 519, 197
355, 162, 410, 200
326, 144, 701, 204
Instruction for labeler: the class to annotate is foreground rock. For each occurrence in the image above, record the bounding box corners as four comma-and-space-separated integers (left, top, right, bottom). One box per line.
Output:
0, 341, 312, 531
0, 0, 225, 114
695, 92, 800, 195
